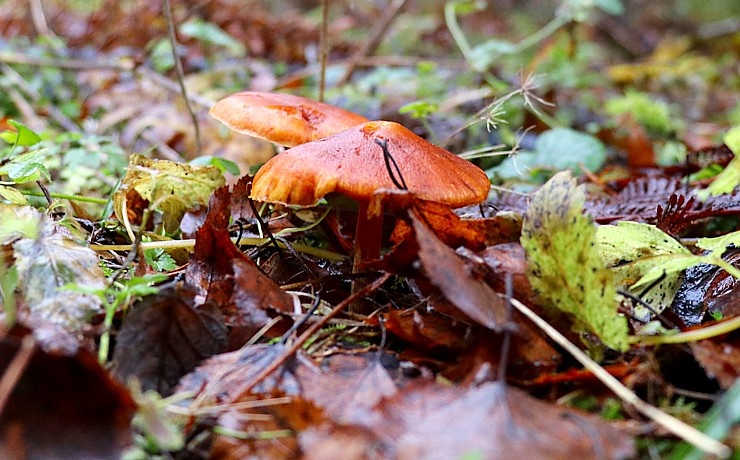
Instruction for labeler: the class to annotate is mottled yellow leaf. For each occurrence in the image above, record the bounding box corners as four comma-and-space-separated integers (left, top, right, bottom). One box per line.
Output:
113, 154, 225, 233
595, 221, 688, 322
521, 171, 628, 352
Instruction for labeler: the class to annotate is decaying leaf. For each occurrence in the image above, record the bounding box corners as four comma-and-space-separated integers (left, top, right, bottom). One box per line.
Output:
112, 283, 227, 394
377, 380, 634, 460
13, 220, 105, 331
112, 154, 225, 232
595, 221, 689, 321
521, 171, 628, 351
412, 213, 508, 331
0, 321, 135, 459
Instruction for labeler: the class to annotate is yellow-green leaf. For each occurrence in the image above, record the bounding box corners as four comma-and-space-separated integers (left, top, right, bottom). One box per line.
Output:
113, 154, 225, 233
696, 125, 740, 200
521, 171, 628, 352
595, 221, 688, 321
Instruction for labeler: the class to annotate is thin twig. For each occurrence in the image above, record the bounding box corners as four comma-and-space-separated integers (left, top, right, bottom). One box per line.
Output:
318, 0, 329, 101
510, 297, 731, 459
162, 0, 201, 156
0, 334, 35, 417
231, 273, 391, 400
336, 0, 410, 86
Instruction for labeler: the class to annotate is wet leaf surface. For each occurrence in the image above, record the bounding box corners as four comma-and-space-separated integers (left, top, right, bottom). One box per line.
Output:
112, 283, 227, 394
521, 172, 628, 351
0, 322, 135, 459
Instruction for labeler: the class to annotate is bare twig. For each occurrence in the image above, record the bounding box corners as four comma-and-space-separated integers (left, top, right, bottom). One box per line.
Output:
510, 297, 732, 459
0, 334, 35, 417
318, 0, 329, 101
28, 0, 53, 37
231, 273, 391, 400
162, 0, 201, 157
336, 0, 410, 86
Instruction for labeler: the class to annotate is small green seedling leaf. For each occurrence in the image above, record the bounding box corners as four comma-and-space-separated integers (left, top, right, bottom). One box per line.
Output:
0, 185, 28, 205
696, 231, 740, 255
0, 148, 52, 184
0, 120, 42, 147
0, 204, 40, 244
595, 221, 689, 321
521, 171, 628, 352
189, 155, 240, 176
180, 18, 245, 56
696, 125, 740, 200
490, 128, 606, 180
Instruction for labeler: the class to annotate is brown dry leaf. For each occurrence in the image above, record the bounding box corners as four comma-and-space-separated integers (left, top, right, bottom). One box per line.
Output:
0, 321, 135, 459
111, 283, 227, 394
412, 212, 508, 331
375, 380, 635, 460
296, 354, 399, 426
690, 336, 740, 389
186, 186, 294, 344
177, 343, 301, 404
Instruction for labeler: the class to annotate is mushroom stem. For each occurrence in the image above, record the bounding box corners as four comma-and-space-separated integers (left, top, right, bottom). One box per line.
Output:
353, 200, 384, 273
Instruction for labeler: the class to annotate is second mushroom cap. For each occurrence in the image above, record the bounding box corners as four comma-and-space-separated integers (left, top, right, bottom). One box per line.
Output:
250, 120, 490, 207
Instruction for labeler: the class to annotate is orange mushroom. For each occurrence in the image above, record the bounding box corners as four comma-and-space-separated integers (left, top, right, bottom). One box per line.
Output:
250, 120, 490, 270
209, 91, 368, 147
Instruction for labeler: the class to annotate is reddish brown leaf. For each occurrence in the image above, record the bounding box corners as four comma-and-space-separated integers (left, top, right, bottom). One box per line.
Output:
186, 189, 294, 344
373, 380, 635, 460
412, 213, 508, 331
690, 335, 740, 389
112, 283, 227, 394
0, 322, 135, 459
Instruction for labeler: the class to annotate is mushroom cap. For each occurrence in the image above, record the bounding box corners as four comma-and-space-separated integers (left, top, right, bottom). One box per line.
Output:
209, 91, 368, 147
251, 121, 490, 207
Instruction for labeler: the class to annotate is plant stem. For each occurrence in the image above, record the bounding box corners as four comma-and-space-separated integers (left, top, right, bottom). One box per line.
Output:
22, 190, 108, 204
89, 237, 346, 261
510, 297, 731, 459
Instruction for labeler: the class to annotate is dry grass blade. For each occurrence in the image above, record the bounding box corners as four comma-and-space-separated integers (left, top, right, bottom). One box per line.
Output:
509, 297, 732, 459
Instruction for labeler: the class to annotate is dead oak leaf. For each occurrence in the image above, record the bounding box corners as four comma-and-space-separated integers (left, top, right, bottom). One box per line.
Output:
412, 212, 508, 331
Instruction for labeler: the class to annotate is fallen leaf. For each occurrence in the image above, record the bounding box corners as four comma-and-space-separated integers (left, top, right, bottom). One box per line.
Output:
374, 380, 635, 460
412, 212, 508, 331
13, 220, 104, 331
112, 154, 225, 232
0, 321, 135, 459
595, 221, 689, 321
690, 337, 740, 389
112, 283, 227, 394
520, 171, 628, 352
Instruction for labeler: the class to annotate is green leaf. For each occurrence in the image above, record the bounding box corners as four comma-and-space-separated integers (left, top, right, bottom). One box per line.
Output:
696, 125, 740, 200
180, 19, 245, 56
521, 171, 628, 351
605, 90, 675, 135
696, 231, 740, 255
0, 120, 42, 147
0, 204, 40, 244
0, 185, 28, 205
144, 248, 178, 272
489, 128, 606, 180
399, 100, 439, 119
189, 156, 240, 176
595, 222, 688, 321
0, 148, 52, 183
